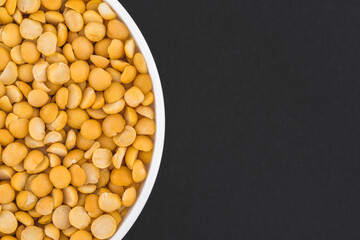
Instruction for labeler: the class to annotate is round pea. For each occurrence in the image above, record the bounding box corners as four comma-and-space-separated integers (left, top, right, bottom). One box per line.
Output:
69, 206, 91, 229
35, 196, 54, 215
135, 118, 156, 135
91, 214, 117, 239
49, 166, 71, 189
102, 114, 125, 137
0, 211, 18, 234
18, 0, 41, 13
28, 117, 45, 141
27, 89, 49, 107
67, 108, 89, 129
21, 226, 44, 240
132, 135, 154, 152
13, 101, 33, 119
64, 10, 84, 32
52, 205, 71, 230
110, 166, 133, 187
80, 119, 102, 140
88, 68, 112, 91
107, 19, 129, 40
8, 118, 29, 138
47, 62, 70, 85
72, 36, 93, 60
98, 192, 121, 212
134, 74, 153, 94
84, 194, 103, 218
2, 24, 22, 47
70, 60, 89, 83
124, 86, 145, 108
2, 142, 28, 167
122, 186, 137, 207
10, 172, 29, 192
92, 148, 112, 169
30, 173, 53, 198
98, 2, 116, 20
40, 103, 58, 124
20, 19, 43, 40
104, 82, 125, 103
16, 191, 37, 211
37, 32, 57, 56
0, 183, 15, 204
69, 164, 86, 187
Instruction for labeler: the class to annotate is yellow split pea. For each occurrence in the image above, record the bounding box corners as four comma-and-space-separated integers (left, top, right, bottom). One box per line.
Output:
0, 0, 155, 239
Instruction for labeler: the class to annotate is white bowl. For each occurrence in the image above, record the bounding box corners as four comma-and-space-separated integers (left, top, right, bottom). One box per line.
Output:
105, 1, 165, 239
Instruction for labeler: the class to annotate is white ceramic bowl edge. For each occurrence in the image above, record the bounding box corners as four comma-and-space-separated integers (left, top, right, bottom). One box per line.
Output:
105, 1, 166, 239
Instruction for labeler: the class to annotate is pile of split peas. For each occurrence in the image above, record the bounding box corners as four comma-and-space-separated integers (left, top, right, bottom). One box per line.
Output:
0, 0, 156, 239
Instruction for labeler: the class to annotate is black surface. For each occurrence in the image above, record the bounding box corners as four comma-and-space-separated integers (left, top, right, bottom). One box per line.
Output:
121, 0, 360, 239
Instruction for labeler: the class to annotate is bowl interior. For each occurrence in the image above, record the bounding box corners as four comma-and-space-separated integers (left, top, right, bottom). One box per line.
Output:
105, 1, 165, 239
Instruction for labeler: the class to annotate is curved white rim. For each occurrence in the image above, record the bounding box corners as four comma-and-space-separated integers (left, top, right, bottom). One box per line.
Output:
106, 1, 166, 239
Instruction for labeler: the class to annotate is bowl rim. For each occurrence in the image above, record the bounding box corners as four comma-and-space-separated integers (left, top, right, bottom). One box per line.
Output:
105, 1, 166, 239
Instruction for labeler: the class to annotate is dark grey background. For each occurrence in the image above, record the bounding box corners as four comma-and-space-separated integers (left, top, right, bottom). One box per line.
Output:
121, 0, 360, 239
